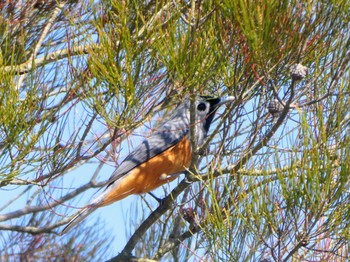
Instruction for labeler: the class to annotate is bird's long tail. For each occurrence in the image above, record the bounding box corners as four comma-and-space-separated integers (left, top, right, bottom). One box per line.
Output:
61, 202, 99, 235
61, 178, 125, 234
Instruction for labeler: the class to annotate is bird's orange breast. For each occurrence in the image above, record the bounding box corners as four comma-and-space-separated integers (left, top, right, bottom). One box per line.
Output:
100, 136, 192, 206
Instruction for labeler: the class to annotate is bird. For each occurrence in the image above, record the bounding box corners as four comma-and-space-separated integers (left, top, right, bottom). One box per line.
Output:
61, 95, 234, 234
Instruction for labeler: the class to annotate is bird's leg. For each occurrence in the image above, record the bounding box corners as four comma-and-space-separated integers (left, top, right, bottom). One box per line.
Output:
149, 172, 182, 205
148, 192, 166, 206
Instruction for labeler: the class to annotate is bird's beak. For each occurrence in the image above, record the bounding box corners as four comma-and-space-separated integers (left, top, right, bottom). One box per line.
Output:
216, 96, 235, 107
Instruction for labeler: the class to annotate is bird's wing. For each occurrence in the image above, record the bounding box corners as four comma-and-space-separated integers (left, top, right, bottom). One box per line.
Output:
106, 116, 189, 187
61, 115, 189, 235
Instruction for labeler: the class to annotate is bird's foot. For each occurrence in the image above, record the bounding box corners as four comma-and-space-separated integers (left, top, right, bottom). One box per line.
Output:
148, 192, 166, 206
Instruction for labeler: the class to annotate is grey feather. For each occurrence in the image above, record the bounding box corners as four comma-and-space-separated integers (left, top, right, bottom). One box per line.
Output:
61, 96, 232, 234
61, 203, 98, 235
105, 103, 191, 186
105, 96, 225, 186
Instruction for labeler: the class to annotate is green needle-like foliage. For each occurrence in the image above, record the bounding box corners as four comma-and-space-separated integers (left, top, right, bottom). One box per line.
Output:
0, 0, 349, 261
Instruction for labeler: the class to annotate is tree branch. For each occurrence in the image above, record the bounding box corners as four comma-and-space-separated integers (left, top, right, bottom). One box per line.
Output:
15, 1, 67, 88
0, 180, 102, 222
107, 178, 191, 262
3, 44, 92, 75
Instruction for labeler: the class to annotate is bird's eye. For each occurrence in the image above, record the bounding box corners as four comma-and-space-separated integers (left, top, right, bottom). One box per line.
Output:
197, 103, 207, 111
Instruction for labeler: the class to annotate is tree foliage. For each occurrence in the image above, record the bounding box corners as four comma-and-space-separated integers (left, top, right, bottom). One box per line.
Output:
0, 0, 349, 261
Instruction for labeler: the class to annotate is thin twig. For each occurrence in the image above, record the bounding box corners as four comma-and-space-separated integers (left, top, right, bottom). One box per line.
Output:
16, 1, 67, 89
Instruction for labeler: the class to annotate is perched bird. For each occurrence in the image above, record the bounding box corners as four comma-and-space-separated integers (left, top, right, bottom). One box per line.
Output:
61, 95, 234, 234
